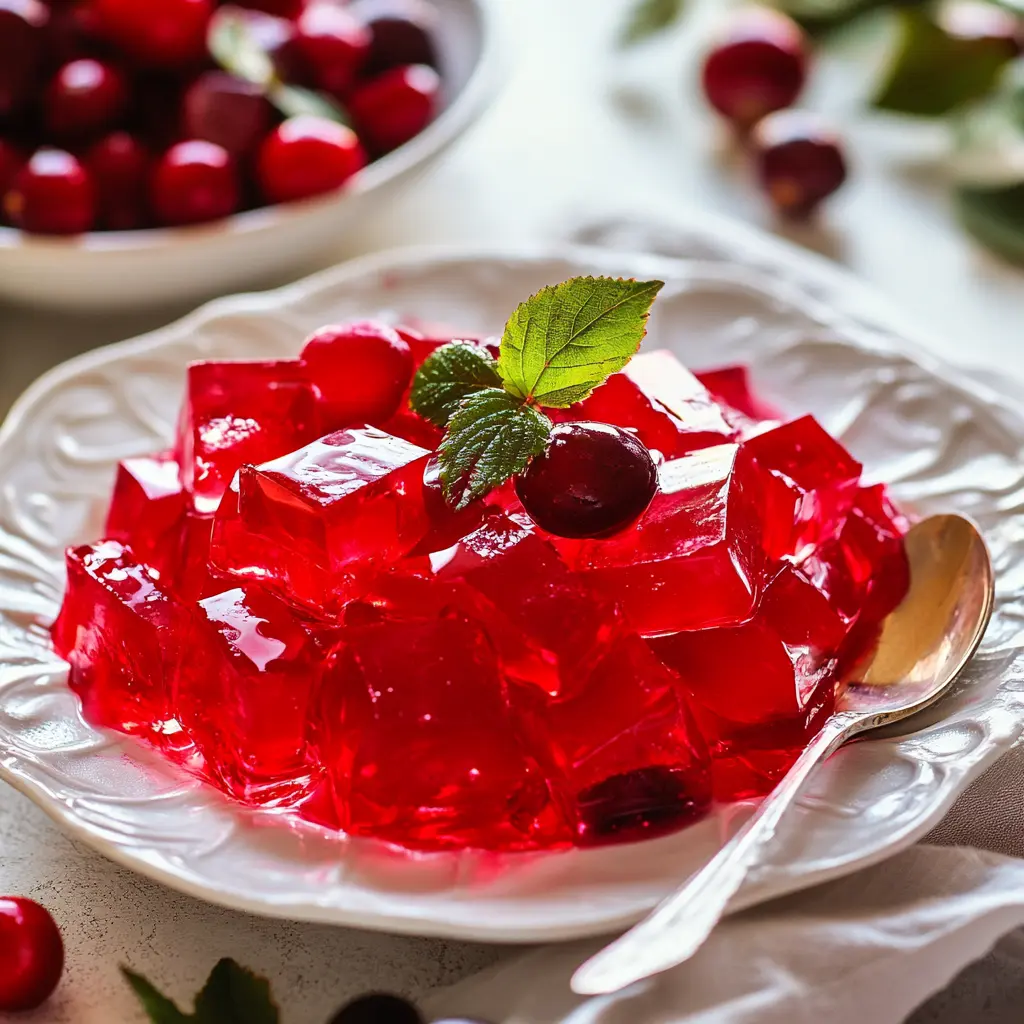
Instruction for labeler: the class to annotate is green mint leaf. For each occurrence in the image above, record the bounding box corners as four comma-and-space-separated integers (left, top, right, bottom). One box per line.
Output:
872, 8, 1015, 117
121, 968, 191, 1024
439, 389, 551, 508
955, 182, 1024, 266
208, 7, 274, 86
620, 0, 686, 46
497, 276, 664, 409
269, 83, 351, 125
193, 959, 279, 1024
410, 341, 503, 427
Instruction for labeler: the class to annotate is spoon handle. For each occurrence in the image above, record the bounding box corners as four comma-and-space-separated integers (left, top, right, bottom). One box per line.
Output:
571, 710, 862, 997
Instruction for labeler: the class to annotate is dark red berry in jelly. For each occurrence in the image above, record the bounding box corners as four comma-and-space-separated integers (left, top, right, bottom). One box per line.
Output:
183, 71, 275, 160
348, 64, 440, 154
328, 993, 424, 1024
256, 116, 366, 204
44, 58, 128, 140
150, 140, 240, 227
701, 7, 807, 129
95, 0, 213, 69
348, 0, 439, 74
0, 0, 48, 121
4, 148, 96, 234
0, 897, 64, 1012
85, 131, 150, 230
515, 422, 658, 539
753, 109, 847, 218
290, 3, 371, 96
301, 320, 413, 427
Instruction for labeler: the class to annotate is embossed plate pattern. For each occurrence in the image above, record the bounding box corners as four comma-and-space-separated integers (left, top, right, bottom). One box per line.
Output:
1, 237, 1022, 942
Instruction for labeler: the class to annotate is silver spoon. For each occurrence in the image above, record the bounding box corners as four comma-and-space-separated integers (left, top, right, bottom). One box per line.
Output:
572, 513, 994, 997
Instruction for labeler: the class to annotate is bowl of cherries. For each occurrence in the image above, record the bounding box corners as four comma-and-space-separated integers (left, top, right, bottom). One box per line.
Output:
0, 0, 499, 309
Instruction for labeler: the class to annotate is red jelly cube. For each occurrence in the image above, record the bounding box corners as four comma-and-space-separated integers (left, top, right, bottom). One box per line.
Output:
318, 614, 570, 850
177, 586, 321, 803
209, 426, 431, 615
51, 540, 185, 745
176, 359, 321, 513
557, 444, 769, 636
743, 416, 863, 561
650, 562, 847, 801
521, 634, 712, 844
696, 365, 783, 423
557, 350, 736, 459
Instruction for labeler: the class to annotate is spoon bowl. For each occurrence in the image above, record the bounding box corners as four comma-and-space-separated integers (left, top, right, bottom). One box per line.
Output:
572, 513, 994, 997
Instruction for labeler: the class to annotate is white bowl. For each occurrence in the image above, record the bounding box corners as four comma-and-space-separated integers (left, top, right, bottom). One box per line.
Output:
0, 0, 500, 311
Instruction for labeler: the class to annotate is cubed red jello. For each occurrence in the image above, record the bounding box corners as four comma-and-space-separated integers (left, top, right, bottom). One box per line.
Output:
176, 359, 321, 513
210, 426, 430, 615
52, 541, 185, 746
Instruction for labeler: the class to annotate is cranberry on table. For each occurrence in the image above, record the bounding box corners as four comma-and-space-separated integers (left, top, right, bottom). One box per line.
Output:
256, 115, 366, 204
150, 140, 240, 227
701, 7, 807, 130
4, 148, 96, 234
0, 897, 64, 1012
348, 64, 440, 154
289, 2, 372, 96
515, 422, 659, 539
44, 58, 128, 140
328, 993, 424, 1024
301, 320, 413, 426
183, 71, 275, 160
753, 109, 848, 218
0, 0, 49, 121
85, 131, 150, 230
94, 0, 213, 69
348, 0, 440, 74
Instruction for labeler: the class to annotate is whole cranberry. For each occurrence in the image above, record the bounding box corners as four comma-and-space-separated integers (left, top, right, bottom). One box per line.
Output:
301, 320, 414, 426
4, 148, 96, 234
150, 140, 240, 226
289, 3, 371, 96
85, 131, 151, 230
701, 7, 807, 130
515, 422, 658, 539
753, 109, 847, 218
0, 138, 25, 203
0, 0, 49, 121
0, 897, 64, 1012
257, 115, 366, 204
348, 0, 439, 74
328, 993, 424, 1024
183, 71, 275, 160
348, 64, 440, 154
94, 0, 213, 69
44, 58, 128, 140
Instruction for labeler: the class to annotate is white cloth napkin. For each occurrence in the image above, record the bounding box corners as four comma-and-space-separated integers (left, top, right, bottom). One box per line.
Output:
423, 214, 1024, 1024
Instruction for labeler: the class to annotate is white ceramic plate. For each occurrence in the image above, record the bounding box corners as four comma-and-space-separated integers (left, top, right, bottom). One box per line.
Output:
0, 0, 500, 311
2, 237, 1023, 943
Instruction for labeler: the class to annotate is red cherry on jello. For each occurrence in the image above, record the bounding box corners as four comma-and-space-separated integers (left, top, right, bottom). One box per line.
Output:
701, 7, 807, 130
515, 422, 659, 539
348, 64, 440, 154
150, 140, 240, 227
0, 0, 49, 121
256, 116, 366, 204
301, 321, 414, 427
44, 58, 128, 141
4, 148, 96, 234
0, 897, 64, 1012
348, 0, 439, 74
328, 993, 424, 1024
94, 0, 213, 69
753, 109, 847, 218
85, 131, 151, 230
183, 71, 275, 160
289, 3, 371, 96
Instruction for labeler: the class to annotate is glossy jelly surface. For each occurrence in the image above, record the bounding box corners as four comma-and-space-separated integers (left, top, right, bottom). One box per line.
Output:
51, 338, 910, 847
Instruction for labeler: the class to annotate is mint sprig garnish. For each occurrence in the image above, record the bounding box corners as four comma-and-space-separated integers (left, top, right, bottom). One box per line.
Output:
123, 959, 279, 1024
408, 275, 664, 506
